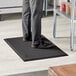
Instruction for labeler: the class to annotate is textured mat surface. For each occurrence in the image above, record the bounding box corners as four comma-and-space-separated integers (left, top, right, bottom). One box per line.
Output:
4, 36, 68, 61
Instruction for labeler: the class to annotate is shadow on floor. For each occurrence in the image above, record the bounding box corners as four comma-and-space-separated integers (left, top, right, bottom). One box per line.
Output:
7, 70, 48, 76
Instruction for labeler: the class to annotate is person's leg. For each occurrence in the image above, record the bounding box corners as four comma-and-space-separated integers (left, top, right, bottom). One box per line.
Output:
22, 0, 31, 41
30, 0, 43, 46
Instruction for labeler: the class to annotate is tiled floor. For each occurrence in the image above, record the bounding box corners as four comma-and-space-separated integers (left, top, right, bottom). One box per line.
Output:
0, 14, 76, 76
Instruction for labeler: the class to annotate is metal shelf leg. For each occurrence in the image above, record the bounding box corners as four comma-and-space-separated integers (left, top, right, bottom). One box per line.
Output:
70, 20, 75, 51
53, 11, 57, 38
70, 0, 75, 51
45, 0, 48, 16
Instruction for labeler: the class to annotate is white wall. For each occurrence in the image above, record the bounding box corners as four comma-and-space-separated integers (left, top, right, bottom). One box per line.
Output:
0, 0, 22, 8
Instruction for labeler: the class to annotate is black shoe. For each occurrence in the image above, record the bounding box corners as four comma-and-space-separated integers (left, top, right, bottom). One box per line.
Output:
23, 34, 32, 41
31, 40, 54, 49
31, 43, 40, 48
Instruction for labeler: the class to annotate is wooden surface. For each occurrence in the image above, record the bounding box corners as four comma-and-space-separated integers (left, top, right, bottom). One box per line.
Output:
48, 64, 76, 76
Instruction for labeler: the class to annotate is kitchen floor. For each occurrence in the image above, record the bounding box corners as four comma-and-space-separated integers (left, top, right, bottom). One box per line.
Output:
0, 13, 76, 76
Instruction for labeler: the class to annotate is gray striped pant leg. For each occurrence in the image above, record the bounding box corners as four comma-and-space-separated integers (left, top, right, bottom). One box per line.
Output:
22, 0, 31, 38
30, 0, 43, 45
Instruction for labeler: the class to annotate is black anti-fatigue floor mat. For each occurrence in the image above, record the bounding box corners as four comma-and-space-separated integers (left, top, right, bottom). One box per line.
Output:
4, 36, 68, 61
